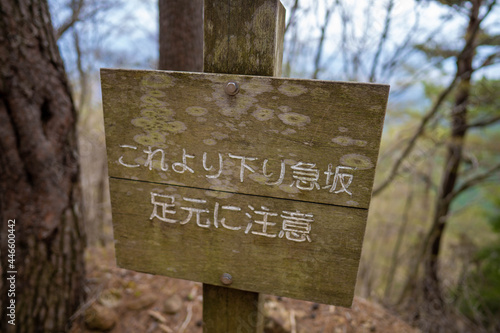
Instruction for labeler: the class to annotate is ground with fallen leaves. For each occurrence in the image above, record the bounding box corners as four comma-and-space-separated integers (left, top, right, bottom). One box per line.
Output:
69, 245, 420, 333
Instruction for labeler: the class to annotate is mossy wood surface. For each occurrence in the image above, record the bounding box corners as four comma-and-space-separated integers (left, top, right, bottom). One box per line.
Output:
102, 69, 388, 210
109, 177, 367, 306
204, 0, 285, 76
202, 286, 264, 332
203, 2, 285, 330
101, 68, 388, 306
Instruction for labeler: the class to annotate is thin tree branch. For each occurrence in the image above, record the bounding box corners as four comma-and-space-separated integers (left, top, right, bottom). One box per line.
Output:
73, 28, 88, 112
373, 0, 492, 196
467, 114, 500, 129
369, 0, 394, 82
285, 0, 300, 33
372, 74, 459, 196
475, 51, 500, 70
338, 1, 351, 79
478, 0, 497, 25
380, 7, 419, 80
56, 0, 122, 40
448, 163, 500, 202
312, 7, 332, 79
454, 0, 489, 63
382, 9, 454, 81
56, 0, 85, 40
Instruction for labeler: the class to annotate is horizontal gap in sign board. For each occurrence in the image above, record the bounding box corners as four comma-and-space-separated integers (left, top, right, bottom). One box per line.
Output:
109, 175, 368, 211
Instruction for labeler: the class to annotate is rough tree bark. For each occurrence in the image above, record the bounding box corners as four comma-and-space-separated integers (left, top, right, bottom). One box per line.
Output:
158, 0, 203, 72
0, 0, 85, 332
422, 0, 481, 308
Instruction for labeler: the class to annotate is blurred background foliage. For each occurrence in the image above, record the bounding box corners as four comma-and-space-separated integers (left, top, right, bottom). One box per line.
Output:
48, 0, 500, 331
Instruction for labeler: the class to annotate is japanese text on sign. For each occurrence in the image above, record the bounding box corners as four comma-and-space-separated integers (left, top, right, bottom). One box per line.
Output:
149, 192, 315, 242
118, 145, 357, 196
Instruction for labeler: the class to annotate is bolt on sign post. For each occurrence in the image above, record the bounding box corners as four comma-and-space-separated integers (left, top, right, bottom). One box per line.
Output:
100, 1, 389, 332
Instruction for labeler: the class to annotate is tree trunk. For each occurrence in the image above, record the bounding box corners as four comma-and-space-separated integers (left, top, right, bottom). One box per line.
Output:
158, 0, 203, 71
421, 0, 480, 317
0, 0, 85, 332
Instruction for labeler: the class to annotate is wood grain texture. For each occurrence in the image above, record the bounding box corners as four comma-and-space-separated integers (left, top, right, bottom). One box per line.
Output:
101, 68, 388, 306
109, 177, 367, 306
101, 69, 389, 210
202, 2, 285, 330
204, 0, 285, 76
203, 285, 264, 332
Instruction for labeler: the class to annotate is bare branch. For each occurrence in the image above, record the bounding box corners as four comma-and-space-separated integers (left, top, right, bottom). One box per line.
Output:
73, 28, 88, 112
55, 0, 122, 40
369, 0, 394, 82
55, 0, 85, 40
382, 7, 454, 81
339, 1, 350, 78
372, 74, 459, 196
285, 0, 300, 34
478, 0, 498, 25
380, 5, 420, 80
455, 2, 487, 64
448, 163, 500, 202
373, 0, 494, 196
475, 50, 500, 70
467, 114, 500, 129
312, 7, 333, 79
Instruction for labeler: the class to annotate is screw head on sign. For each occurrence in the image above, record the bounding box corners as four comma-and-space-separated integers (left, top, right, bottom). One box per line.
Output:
224, 81, 240, 96
220, 273, 233, 285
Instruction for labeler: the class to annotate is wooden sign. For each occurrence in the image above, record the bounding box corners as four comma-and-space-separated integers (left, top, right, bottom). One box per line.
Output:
101, 68, 389, 306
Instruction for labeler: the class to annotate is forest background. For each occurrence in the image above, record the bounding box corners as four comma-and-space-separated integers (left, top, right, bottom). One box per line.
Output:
14, 0, 500, 331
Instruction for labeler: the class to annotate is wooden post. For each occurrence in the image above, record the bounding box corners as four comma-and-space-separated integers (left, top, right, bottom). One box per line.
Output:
204, 0, 285, 77
202, 1, 285, 332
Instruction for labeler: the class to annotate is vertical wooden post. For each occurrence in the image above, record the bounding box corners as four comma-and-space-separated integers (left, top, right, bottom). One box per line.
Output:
204, 0, 285, 77
203, 1, 285, 332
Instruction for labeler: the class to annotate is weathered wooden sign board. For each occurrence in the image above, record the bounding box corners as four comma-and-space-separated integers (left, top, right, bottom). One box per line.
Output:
101, 68, 389, 306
